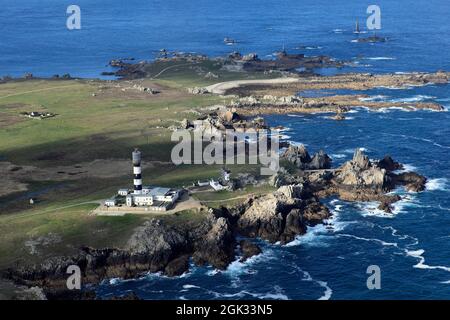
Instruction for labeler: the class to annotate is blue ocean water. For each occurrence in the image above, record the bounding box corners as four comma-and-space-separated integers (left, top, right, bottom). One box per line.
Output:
2, 0, 450, 299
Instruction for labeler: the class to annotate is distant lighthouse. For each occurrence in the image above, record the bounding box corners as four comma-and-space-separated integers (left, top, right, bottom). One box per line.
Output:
132, 148, 143, 194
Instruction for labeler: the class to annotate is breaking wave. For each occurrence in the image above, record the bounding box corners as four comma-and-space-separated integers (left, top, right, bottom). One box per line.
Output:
406, 249, 450, 273
426, 178, 448, 191
359, 95, 388, 102
364, 57, 396, 61
389, 95, 436, 103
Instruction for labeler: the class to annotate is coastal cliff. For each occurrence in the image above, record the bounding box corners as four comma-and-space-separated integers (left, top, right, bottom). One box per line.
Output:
2, 148, 428, 299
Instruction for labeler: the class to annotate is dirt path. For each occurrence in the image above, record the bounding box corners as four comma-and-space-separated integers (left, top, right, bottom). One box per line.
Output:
150, 63, 196, 79
0, 84, 85, 100
199, 194, 254, 203
204, 77, 300, 95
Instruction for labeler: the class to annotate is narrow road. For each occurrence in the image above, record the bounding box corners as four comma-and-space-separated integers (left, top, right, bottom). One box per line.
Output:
204, 77, 300, 95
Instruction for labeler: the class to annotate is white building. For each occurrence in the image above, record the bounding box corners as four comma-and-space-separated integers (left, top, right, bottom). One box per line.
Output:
126, 194, 153, 206
105, 149, 181, 211
105, 198, 117, 206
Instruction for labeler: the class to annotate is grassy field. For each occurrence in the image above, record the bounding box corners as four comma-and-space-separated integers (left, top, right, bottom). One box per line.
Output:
0, 65, 270, 269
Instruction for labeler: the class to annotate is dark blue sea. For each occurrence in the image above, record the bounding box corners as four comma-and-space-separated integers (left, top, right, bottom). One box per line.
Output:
2, 0, 450, 299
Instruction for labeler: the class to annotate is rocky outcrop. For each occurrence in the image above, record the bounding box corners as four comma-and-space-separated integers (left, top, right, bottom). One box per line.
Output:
309, 150, 332, 170
308, 148, 427, 212
237, 184, 328, 244
281, 145, 331, 170
377, 155, 403, 172
335, 149, 386, 189
164, 255, 190, 277
390, 172, 427, 192
192, 217, 235, 270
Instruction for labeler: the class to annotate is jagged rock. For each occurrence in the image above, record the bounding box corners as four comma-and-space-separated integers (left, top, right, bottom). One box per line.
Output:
391, 172, 427, 192
302, 201, 330, 224
269, 168, 299, 187
331, 113, 345, 121
180, 119, 193, 130
241, 53, 259, 61
228, 51, 242, 60
281, 144, 311, 169
126, 219, 189, 266
336, 149, 385, 188
281, 145, 331, 170
377, 156, 403, 172
239, 240, 262, 262
280, 209, 307, 244
164, 255, 190, 276
220, 110, 240, 122
237, 184, 325, 243
278, 184, 304, 199
192, 217, 235, 270
352, 148, 370, 170
307, 171, 333, 185
309, 150, 332, 170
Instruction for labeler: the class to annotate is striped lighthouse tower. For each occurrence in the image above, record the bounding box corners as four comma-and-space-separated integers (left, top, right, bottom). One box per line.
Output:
132, 148, 143, 194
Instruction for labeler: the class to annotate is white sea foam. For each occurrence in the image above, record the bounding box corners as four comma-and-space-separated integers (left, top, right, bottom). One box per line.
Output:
213, 288, 289, 300
358, 193, 418, 218
338, 234, 399, 248
288, 140, 308, 147
364, 57, 396, 61
379, 225, 418, 246
389, 95, 435, 103
285, 224, 332, 247
182, 284, 200, 289
405, 249, 450, 273
330, 153, 347, 159
394, 163, 417, 174
287, 114, 304, 118
343, 147, 368, 154
426, 178, 448, 191
291, 266, 333, 300
376, 85, 413, 90
219, 248, 275, 278
359, 95, 388, 102
109, 278, 121, 285
317, 281, 333, 300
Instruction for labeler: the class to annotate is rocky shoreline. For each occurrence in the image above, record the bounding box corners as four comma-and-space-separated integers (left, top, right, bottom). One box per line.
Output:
2, 146, 427, 300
